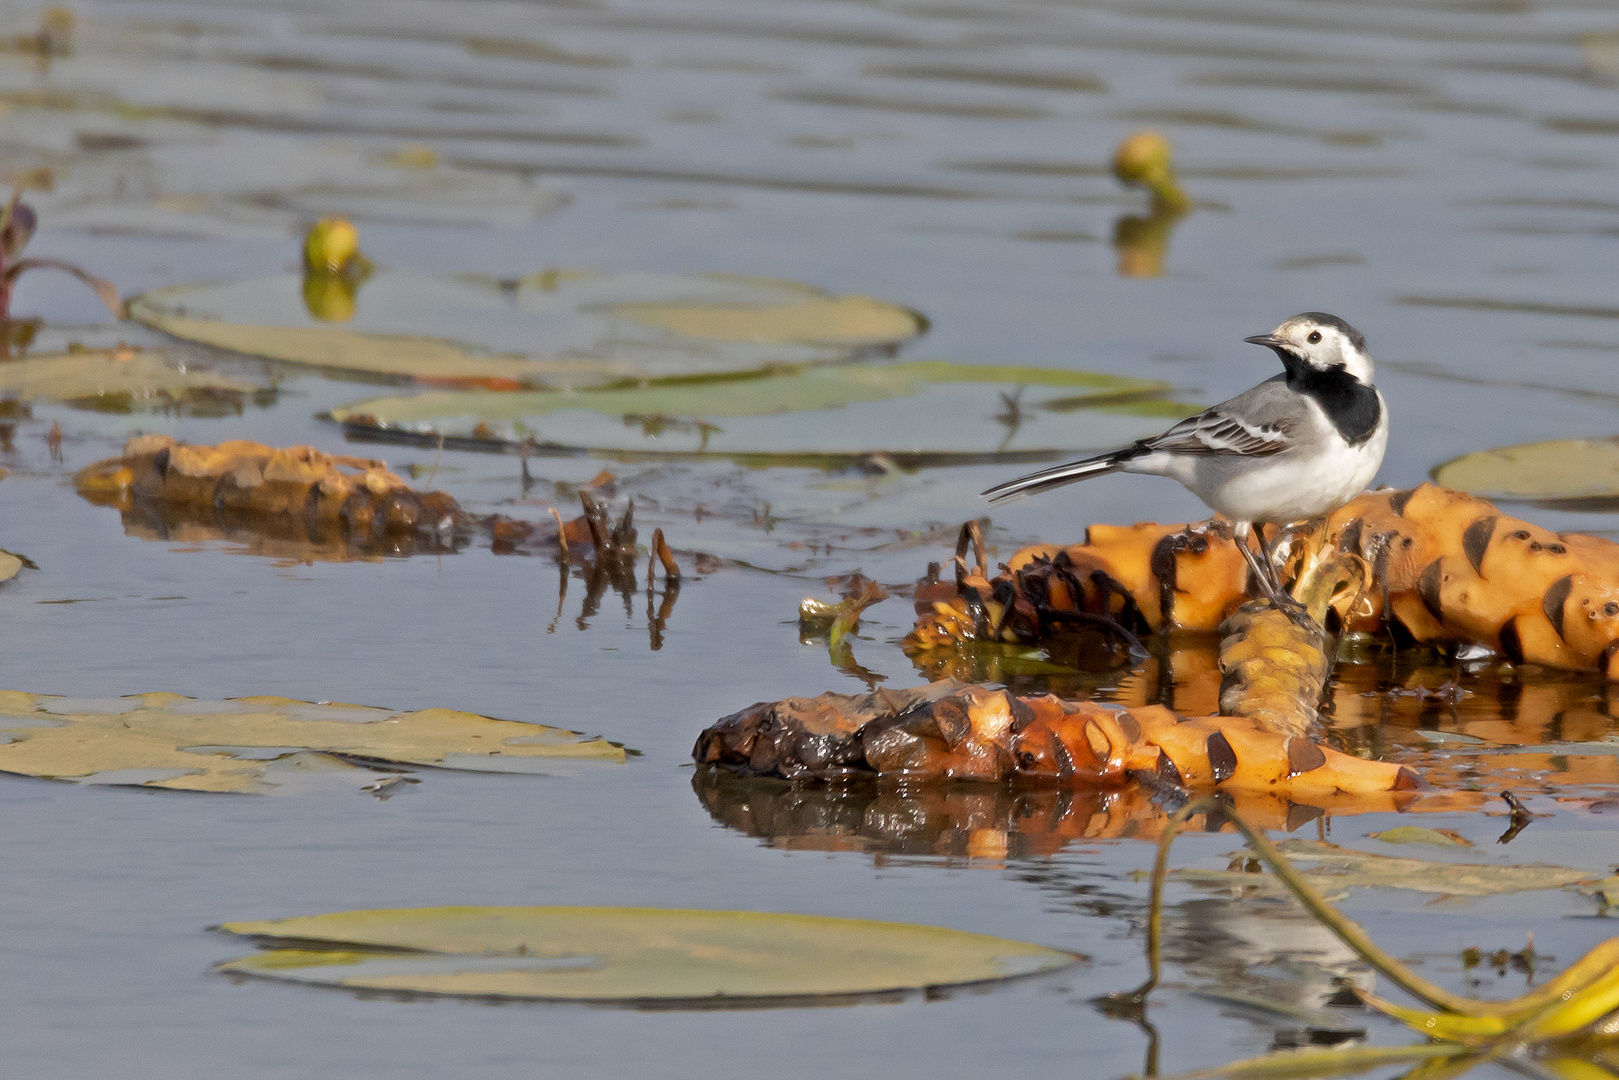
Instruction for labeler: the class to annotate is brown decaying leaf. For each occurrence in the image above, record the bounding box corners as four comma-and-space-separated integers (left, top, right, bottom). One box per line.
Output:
74, 435, 468, 546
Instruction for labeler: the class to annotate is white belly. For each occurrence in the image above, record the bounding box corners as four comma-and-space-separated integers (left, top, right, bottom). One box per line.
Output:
1130, 420, 1387, 524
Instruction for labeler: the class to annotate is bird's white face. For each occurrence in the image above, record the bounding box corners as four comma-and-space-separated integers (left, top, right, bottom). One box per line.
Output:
1264, 314, 1375, 384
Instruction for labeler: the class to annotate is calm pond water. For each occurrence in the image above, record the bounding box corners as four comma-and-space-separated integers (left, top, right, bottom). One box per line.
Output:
3, 0, 1619, 1076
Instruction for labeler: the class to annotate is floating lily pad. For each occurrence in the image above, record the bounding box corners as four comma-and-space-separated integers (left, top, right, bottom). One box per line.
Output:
0, 349, 260, 411
214, 906, 1079, 1004
1432, 438, 1619, 507
0, 691, 624, 794
326, 360, 1185, 466
1173, 840, 1593, 898
1367, 826, 1472, 848
128, 271, 927, 389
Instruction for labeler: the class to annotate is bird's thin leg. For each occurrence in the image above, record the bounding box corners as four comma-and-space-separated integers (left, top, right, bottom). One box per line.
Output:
1234, 523, 1313, 626
1233, 523, 1280, 602
1255, 526, 1285, 593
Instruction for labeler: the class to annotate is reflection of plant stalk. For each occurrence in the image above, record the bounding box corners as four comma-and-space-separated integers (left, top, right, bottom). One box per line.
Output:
1111, 130, 1192, 279
1112, 208, 1186, 280
800, 580, 890, 688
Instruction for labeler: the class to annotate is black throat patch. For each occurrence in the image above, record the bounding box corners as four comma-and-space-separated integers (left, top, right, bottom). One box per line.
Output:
1277, 352, 1382, 445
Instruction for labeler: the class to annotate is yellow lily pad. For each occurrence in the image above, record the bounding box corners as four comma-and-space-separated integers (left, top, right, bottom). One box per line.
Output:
1432, 438, 1619, 505
0, 692, 625, 794
128, 271, 927, 389
215, 906, 1079, 1004
327, 360, 1186, 466
0, 348, 260, 411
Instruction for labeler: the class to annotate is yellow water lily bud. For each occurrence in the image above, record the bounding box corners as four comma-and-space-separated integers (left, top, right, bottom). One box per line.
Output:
1112, 130, 1192, 214
303, 217, 362, 275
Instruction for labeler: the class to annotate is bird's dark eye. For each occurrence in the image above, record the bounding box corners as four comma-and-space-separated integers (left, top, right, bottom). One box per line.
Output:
1307, 330, 1322, 345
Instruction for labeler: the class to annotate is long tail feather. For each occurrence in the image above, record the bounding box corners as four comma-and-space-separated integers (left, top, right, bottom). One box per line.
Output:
982, 452, 1130, 503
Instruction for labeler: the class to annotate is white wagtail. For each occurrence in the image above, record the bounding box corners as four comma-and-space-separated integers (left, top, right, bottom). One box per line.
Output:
983, 313, 1387, 608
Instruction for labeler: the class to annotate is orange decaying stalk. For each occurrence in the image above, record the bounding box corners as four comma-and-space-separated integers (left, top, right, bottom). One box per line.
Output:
906, 484, 1619, 681
690, 679, 1461, 802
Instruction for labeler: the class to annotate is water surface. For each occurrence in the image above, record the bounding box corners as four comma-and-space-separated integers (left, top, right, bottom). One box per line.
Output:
3, 0, 1619, 1076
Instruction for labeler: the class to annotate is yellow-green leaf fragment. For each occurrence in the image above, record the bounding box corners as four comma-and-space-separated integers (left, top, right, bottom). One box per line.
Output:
0, 692, 624, 794
214, 906, 1079, 1004
1516, 965, 1619, 1041
1535, 1049, 1619, 1080
0, 552, 20, 583
1357, 991, 1508, 1041
1431, 438, 1619, 504
129, 270, 928, 389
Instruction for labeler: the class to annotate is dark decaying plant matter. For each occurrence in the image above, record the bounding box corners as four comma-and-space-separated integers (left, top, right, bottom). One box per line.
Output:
691, 678, 1479, 804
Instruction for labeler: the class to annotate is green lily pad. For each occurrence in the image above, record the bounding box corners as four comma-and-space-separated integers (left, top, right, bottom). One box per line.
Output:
214, 906, 1079, 1004
0, 691, 625, 794
1431, 438, 1619, 506
1173, 840, 1593, 898
0, 348, 260, 411
128, 271, 927, 389
1367, 826, 1472, 848
326, 360, 1185, 466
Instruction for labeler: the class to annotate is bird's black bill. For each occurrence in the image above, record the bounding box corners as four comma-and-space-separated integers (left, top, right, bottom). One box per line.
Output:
1243, 334, 1285, 348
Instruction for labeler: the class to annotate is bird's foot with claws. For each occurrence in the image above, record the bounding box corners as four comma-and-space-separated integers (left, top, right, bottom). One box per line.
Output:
1239, 545, 1318, 629
1271, 591, 1316, 630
